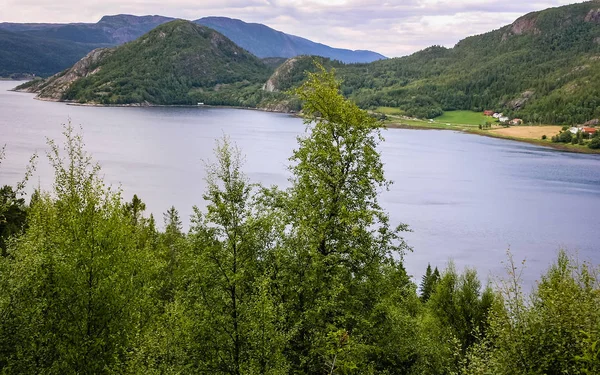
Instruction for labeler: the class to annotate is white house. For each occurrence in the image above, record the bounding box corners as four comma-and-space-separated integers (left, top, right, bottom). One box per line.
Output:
499, 116, 510, 123
492, 113, 501, 119
569, 127, 579, 134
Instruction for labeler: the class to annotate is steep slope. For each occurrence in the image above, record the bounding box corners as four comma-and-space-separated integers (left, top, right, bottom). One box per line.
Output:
267, 1, 600, 124
194, 17, 386, 63
23, 20, 273, 106
0, 29, 102, 77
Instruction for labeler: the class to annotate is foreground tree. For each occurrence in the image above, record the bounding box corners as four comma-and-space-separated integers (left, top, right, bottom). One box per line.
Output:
0, 126, 156, 374
279, 64, 412, 373
176, 138, 287, 374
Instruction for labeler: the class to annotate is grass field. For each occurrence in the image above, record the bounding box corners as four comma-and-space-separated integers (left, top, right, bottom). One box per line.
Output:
434, 111, 491, 126
376, 106, 405, 116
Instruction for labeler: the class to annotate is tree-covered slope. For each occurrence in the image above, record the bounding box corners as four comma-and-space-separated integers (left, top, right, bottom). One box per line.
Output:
40, 20, 274, 105
195, 16, 387, 63
267, 1, 600, 124
351, 1, 600, 124
0, 29, 102, 77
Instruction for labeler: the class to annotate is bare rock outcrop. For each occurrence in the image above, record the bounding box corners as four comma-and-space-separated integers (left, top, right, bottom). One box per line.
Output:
502, 15, 540, 41
507, 90, 535, 110
17, 48, 113, 101
263, 57, 298, 93
584, 9, 600, 24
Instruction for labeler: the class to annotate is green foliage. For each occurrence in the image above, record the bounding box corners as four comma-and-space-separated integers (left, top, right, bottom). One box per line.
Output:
0, 29, 102, 77
0, 125, 158, 373
420, 264, 440, 302
464, 251, 600, 375
589, 136, 600, 149
428, 263, 494, 357
262, 2, 600, 124
62, 20, 273, 105
1, 68, 599, 374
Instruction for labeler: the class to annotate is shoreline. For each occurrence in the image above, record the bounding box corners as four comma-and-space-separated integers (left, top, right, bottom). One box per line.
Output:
384, 123, 600, 154
8, 89, 599, 155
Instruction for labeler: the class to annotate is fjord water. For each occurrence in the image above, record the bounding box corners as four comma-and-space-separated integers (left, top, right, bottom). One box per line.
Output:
1, 81, 599, 288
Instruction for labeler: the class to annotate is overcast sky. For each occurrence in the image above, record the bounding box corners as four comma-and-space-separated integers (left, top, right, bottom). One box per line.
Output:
1, 0, 586, 57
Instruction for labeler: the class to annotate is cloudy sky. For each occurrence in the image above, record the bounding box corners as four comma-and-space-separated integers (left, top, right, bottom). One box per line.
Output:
1, 0, 586, 57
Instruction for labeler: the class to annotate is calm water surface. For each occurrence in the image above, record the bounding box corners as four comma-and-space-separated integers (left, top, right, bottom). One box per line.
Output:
1, 81, 599, 288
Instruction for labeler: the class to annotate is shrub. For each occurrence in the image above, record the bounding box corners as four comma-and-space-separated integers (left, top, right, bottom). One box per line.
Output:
542, 135, 547, 140
589, 137, 600, 149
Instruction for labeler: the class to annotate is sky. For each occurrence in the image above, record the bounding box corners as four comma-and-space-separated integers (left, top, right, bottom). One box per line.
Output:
0, 0, 587, 57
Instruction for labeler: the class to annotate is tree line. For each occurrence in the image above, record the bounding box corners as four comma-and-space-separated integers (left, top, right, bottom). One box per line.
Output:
0, 69, 599, 374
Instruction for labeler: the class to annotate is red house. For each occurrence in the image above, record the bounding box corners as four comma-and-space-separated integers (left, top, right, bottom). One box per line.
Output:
583, 127, 597, 135
483, 110, 494, 116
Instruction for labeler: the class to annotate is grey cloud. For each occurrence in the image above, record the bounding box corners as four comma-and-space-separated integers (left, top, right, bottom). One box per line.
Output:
0, 0, 583, 56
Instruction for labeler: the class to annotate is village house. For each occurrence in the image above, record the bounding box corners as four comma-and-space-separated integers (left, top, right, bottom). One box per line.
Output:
499, 116, 510, 123
492, 113, 502, 119
509, 118, 523, 125
583, 127, 598, 137
484, 110, 494, 116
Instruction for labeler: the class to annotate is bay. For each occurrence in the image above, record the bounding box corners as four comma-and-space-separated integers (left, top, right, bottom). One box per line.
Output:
1, 80, 599, 289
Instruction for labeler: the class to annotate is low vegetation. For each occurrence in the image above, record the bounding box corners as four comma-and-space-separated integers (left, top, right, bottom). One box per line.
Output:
1, 69, 598, 374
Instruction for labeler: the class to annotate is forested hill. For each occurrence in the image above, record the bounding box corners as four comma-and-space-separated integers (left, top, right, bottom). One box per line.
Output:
20, 20, 274, 105
267, 1, 600, 125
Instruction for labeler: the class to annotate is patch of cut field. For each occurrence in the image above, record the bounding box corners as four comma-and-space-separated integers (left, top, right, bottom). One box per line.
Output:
490, 126, 562, 139
434, 110, 490, 126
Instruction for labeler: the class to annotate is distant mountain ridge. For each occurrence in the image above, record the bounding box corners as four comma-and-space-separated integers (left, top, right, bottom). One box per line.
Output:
0, 14, 385, 77
194, 17, 386, 63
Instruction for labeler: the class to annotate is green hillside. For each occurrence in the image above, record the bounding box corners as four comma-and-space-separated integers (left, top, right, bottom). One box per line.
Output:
0, 29, 103, 77
60, 20, 274, 105
268, 1, 600, 125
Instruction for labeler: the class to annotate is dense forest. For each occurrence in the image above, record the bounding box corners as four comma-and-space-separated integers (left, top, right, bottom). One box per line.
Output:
59, 21, 274, 106
266, 1, 600, 125
1, 69, 599, 374
0, 29, 103, 77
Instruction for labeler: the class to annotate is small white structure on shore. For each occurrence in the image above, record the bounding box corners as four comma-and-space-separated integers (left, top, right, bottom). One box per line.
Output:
499, 116, 510, 123
493, 113, 502, 119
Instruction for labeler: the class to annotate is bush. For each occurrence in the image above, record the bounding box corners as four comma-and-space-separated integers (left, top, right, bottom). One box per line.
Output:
542, 135, 547, 140
589, 137, 600, 149
559, 131, 573, 143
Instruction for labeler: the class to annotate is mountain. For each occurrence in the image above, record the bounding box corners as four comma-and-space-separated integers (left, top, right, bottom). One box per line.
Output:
0, 29, 101, 77
266, 1, 600, 124
0, 14, 384, 77
0, 15, 173, 77
194, 17, 386, 63
0, 15, 173, 44
19, 20, 275, 106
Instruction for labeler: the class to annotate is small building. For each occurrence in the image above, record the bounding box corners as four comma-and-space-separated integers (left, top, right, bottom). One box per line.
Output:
499, 116, 510, 123
492, 113, 501, 119
569, 127, 579, 134
484, 110, 494, 116
509, 118, 523, 125
582, 127, 597, 135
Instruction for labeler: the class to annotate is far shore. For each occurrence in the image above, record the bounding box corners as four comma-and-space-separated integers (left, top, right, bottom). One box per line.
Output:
6, 87, 599, 155
386, 122, 600, 154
